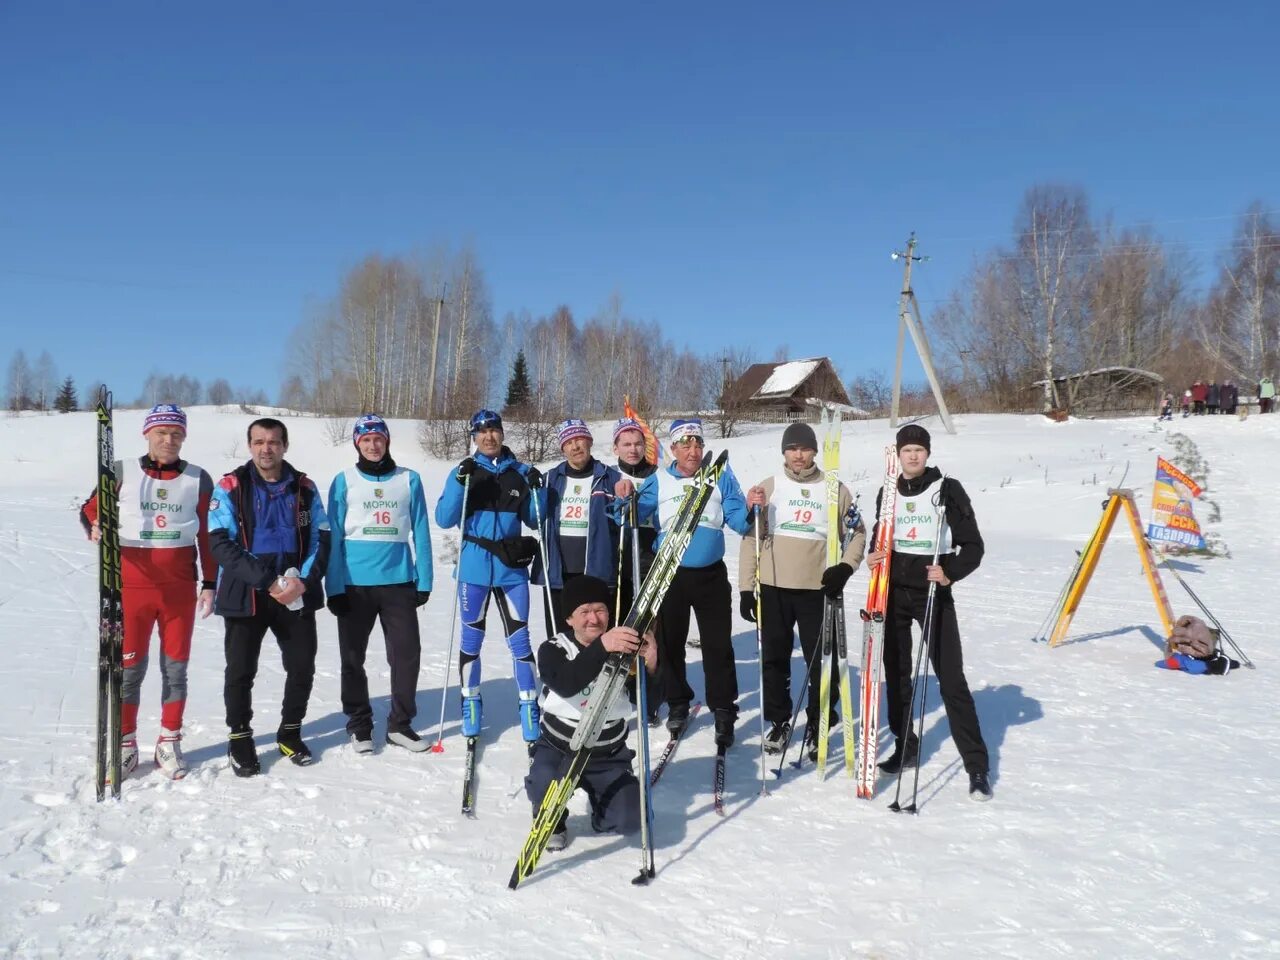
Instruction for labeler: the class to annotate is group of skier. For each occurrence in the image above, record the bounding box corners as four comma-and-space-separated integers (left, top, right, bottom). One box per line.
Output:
83, 402, 992, 851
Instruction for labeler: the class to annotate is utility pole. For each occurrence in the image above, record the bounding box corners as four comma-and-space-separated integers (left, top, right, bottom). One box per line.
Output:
890, 233, 955, 434
427, 285, 446, 419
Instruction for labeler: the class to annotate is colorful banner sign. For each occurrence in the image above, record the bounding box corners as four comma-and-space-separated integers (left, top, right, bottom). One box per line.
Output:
1147, 456, 1205, 548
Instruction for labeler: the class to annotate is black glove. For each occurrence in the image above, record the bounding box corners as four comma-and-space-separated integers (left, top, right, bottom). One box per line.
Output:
455, 457, 477, 484
820, 562, 853, 599
739, 591, 757, 623
525, 466, 543, 489
327, 594, 350, 617
415, 590, 431, 608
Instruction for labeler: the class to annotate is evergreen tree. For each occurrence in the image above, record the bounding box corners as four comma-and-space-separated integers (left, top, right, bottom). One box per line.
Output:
54, 375, 78, 413
504, 350, 532, 413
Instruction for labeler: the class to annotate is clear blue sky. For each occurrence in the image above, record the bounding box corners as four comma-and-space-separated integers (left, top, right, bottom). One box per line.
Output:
2, 1, 1276, 402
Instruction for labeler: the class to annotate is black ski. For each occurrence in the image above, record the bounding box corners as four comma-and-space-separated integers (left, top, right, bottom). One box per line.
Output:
460, 735, 479, 817
648, 702, 703, 787
94, 387, 124, 802
713, 745, 727, 816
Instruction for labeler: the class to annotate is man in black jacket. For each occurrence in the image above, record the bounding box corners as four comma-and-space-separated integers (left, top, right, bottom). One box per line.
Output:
867, 424, 992, 801
208, 418, 331, 777
524, 575, 658, 851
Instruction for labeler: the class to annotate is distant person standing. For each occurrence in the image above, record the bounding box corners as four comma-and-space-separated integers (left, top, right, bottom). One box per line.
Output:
209, 417, 330, 777
326, 415, 434, 754
1206, 380, 1220, 415
1191, 380, 1207, 415
532, 419, 622, 635
1222, 381, 1239, 416
78, 404, 216, 781
1260, 377, 1275, 414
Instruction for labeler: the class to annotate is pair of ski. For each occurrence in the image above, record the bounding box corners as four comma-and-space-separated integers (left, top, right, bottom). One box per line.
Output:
94, 388, 125, 802
509, 450, 728, 889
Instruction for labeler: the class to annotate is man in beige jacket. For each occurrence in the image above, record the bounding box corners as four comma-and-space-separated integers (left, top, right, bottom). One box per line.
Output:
742, 422, 866, 757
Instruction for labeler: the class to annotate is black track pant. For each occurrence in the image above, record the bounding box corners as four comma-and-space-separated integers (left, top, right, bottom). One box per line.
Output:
337, 582, 421, 735
657, 561, 737, 715
224, 602, 318, 733
760, 585, 834, 725
525, 738, 640, 834
882, 584, 988, 775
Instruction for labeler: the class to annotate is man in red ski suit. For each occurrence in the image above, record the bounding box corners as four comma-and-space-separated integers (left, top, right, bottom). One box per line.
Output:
80, 404, 216, 780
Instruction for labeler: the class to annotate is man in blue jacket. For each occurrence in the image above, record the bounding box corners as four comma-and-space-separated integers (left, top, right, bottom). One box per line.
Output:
435, 410, 544, 745
532, 419, 622, 638
326, 415, 434, 755
208, 418, 330, 777
614, 418, 751, 748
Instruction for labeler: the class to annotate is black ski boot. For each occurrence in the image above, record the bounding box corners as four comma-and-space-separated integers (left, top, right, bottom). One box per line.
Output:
713, 709, 735, 749
666, 702, 690, 736
227, 730, 261, 778
763, 720, 791, 755
969, 770, 993, 802
878, 735, 919, 774
276, 723, 313, 766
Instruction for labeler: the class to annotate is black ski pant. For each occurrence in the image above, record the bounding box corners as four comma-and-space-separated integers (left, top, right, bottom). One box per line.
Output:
525, 737, 640, 834
760, 585, 835, 725
882, 584, 989, 775
656, 560, 737, 716
223, 601, 318, 733
337, 582, 421, 735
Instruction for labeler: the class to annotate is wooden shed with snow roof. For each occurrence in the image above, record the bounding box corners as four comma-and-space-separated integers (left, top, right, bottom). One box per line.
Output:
724, 357, 855, 419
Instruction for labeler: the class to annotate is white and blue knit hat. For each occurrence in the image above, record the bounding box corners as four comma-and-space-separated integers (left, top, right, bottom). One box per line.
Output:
668, 418, 703, 444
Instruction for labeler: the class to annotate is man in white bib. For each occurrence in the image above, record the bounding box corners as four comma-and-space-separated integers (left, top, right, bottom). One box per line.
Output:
866, 424, 992, 801
741, 421, 866, 757
326, 415, 434, 754
532, 419, 623, 638
614, 418, 751, 749
525, 575, 658, 852
79, 404, 216, 781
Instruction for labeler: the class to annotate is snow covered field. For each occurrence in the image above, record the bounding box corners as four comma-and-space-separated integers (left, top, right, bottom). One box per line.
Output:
1, 408, 1276, 960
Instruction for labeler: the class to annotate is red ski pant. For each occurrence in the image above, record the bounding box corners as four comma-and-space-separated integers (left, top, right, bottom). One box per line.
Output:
121, 584, 196, 736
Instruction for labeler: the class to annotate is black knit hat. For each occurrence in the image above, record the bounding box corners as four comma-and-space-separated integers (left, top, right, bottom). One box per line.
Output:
895, 424, 931, 453
561, 575, 612, 622
781, 421, 818, 453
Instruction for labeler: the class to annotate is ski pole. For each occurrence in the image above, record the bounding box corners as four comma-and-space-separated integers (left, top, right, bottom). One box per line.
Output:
1156, 549, 1254, 668
630, 497, 657, 885
528, 472, 557, 636
775, 607, 827, 777
752, 509, 768, 796
431, 473, 470, 752
890, 499, 947, 814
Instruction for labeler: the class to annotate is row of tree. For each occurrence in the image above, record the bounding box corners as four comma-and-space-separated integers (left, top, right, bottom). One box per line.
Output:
282, 246, 757, 421
926, 186, 1278, 412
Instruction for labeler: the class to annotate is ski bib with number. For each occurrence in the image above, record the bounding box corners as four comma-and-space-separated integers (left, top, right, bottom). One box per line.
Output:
893, 477, 951, 555
343, 467, 412, 542
657, 471, 723, 530
118, 459, 202, 548
558, 479, 591, 540
767, 475, 828, 543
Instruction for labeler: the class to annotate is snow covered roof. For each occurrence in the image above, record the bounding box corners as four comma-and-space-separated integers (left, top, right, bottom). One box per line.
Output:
754, 358, 823, 398
1032, 366, 1163, 386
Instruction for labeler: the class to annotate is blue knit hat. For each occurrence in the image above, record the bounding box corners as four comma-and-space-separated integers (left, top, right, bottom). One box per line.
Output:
669, 418, 703, 444
353, 414, 390, 446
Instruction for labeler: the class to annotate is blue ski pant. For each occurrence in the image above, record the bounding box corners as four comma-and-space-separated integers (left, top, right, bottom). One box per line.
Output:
458, 581, 536, 697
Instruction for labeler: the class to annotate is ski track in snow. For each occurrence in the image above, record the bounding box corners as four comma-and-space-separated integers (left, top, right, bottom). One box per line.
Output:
1, 410, 1278, 959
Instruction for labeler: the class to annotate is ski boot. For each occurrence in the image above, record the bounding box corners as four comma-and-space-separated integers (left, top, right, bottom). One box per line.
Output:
276, 723, 313, 766
228, 729, 261, 777
519, 693, 541, 743
154, 727, 188, 780
119, 736, 140, 779
460, 690, 482, 738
